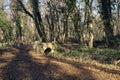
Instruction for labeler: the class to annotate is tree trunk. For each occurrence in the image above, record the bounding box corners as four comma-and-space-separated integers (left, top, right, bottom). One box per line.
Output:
63, 19, 68, 43
85, 0, 94, 48
101, 0, 113, 47
31, 0, 47, 42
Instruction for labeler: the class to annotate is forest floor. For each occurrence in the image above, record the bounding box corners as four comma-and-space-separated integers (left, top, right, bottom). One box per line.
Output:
0, 47, 120, 80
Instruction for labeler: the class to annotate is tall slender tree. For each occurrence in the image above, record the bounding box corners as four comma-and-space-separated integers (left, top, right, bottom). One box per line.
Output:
14, 0, 47, 42
10, 0, 22, 42
85, 0, 94, 48
99, 0, 114, 47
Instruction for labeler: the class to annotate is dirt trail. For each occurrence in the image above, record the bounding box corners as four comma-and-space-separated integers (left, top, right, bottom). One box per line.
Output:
0, 47, 120, 80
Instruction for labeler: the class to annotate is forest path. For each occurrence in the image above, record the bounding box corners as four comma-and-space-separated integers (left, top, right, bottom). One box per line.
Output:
0, 47, 120, 80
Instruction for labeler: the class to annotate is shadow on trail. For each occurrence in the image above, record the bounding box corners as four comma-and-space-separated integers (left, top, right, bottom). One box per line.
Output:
0, 48, 17, 55
0, 48, 17, 64
46, 56, 96, 80
1, 47, 50, 80
1, 47, 96, 80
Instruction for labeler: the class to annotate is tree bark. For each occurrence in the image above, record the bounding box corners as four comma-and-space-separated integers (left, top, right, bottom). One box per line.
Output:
85, 0, 94, 48
101, 0, 114, 47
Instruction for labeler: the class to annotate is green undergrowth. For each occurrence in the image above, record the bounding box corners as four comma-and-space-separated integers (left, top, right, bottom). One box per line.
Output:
53, 47, 120, 64
0, 43, 8, 48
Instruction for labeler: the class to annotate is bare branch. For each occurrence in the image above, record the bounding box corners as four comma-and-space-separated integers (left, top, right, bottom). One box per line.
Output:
16, 0, 34, 19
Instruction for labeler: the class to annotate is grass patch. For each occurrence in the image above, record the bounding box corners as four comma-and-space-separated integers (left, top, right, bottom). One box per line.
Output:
55, 47, 120, 64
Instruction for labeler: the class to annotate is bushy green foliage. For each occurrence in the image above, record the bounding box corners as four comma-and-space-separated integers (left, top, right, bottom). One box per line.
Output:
0, 9, 13, 41
91, 48, 120, 63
